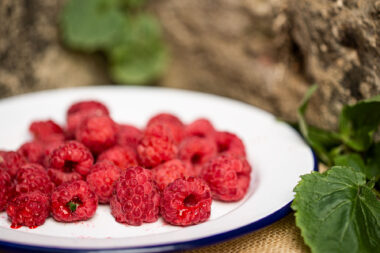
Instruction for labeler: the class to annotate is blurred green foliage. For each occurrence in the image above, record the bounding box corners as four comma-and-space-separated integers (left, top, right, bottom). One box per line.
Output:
61, 0, 167, 85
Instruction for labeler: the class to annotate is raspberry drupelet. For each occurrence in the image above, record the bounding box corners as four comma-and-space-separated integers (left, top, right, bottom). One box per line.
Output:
15, 163, 54, 196
215, 131, 246, 157
152, 159, 192, 191
160, 177, 212, 226
29, 120, 65, 143
97, 145, 138, 170
147, 113, 184, 144
110, 166, 160, 226
183, 118, 215, 139
0, 169, 14, 211
51, 180, 98, 222
116, 124, 143, 149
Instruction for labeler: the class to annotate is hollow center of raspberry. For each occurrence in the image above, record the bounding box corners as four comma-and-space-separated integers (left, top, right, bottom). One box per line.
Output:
63, 160, 78, 172
66, 196, 82, 212
191, 154, 202, 165
184, 194, 199, 207
218, 143, 230, 153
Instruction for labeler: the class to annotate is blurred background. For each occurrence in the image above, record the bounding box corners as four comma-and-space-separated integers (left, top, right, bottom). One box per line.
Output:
0, 0, 379, 130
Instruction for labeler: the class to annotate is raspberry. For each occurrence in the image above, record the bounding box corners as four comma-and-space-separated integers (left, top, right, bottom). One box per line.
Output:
76, 115, 117, 155
18, 141, 44, 164
201, 154, 251, 202
51, 180, 98, 222
110, 166, 160, 226
178, 136, 217, 176
184, 118, 215, 139
97, 145, 138, 170
0, 151, 27, 177
49, 141, 94, 177
215, 131, 246, 157
47, 168, 82, 186
137, 123, 178, 168
116, 124, 143, 149
41, 141, 64, 168
147, 113, 184, 143
7, 191, 50, 228
86, 161, 121, 204
15, 163, 54, 196
29, 120, 65, 143
160, 177, 212, 226
0, 169, 14, 211
152, 159, 191, 191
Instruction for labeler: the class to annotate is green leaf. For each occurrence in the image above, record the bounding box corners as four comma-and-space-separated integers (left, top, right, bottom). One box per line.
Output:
334, 153, 366, 174
292, 166, 380, 253
67, 201, 79, 212
366, 142, 380, 180
339, 95, 380, 151
119, 0, 146, 9
61, 0, 125, 51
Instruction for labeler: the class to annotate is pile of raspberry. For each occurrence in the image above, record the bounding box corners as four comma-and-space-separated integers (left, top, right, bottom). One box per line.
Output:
0, 100, 252, 228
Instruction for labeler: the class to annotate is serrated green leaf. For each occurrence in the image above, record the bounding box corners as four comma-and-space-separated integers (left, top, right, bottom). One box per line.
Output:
61, 0, 125, 51
339, 95, 380, 151
292, 166, 380, 253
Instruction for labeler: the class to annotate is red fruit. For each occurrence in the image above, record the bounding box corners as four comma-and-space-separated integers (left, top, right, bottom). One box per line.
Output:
76, 115, 117, 155
152, 159, 191, 191
215, 131, 246, 157
41, 141, 64, 168
49, 141, 94, 177
15, 163, 54, 196
47, 168, 82, 186
184, 118, 215, 139
86, 161, 121, 203
147, 113, 184, 143
160, 177, 212, 226
110, 166, 160, 226
51, 180, 98, 222
97, 145, 138, 170
116, 124, 143, 149
67, 100, 109, 116
0, 151, 27, 177
0, 169, 14, 211
137, 123, 178, 168
18, 141, 44, 164
29, 120, 65, 143
7, 191, 50, 227
178, 136, 217, 176
201, 154, 251, 202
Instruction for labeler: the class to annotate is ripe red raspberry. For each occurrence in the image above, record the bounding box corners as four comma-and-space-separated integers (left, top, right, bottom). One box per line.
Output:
116, 124, 143, 149
18, 141, 44, 164
110, 166, 160, 226
49, 141, 94, 177
147, 113, 184, 143
67, 100, 109, 116
160, 177, 212, 226
76, 115, 117, 155
29, 120, 65, 143
184, 118, 215, 139
7, 191, 50, 228
47, 168, 82, 186
51, 180, 98, 222
178, 136, 217, 176
0, 169, 14, 211
86, 161, 121, 204
201, 154, 251, 202
15, 163, 54, 196
152, 159, 192, 191
215, 131, 246, 157
97, 145, 138, 170
0, 151, 27, 177
41, 140, 64, 168
137, 123, 178, 168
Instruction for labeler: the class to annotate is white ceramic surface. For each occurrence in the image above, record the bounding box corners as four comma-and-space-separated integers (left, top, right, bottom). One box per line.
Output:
0, 87, 315, 251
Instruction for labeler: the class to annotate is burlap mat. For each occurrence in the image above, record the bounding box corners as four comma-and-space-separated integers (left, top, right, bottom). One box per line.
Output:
187, 213, 310, 253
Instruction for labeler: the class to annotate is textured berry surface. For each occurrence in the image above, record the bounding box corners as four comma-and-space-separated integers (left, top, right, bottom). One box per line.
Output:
87, 161, 121, 203
137, 124, 177, 168
184, 118, 215, 139
15, 163, 54, 196
147, 113, 184, 143
0, 169, 14, 211
215, 131, 246, 157
201, 154, 251, 202
0, 151, 27, 177
76, 115, 117, 155
178, 136, 217, 176
51, 180, 98, 222
18, 141, 44, 164
98, 145, 138, 170
47, 168, 82, 186
152, 159, 191, 191
110, 166, 160, 226
29, 120, 65, 143
160, 177, 212, 226
116, 124, 142, 149
49, 141, 93, 177
7, 191, 50, 227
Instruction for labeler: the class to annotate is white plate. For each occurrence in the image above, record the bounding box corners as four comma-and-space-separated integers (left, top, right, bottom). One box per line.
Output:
0, 86, 316, 252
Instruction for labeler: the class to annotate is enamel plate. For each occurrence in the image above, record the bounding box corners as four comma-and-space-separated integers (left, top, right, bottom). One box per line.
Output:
0, 87, 317, 252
